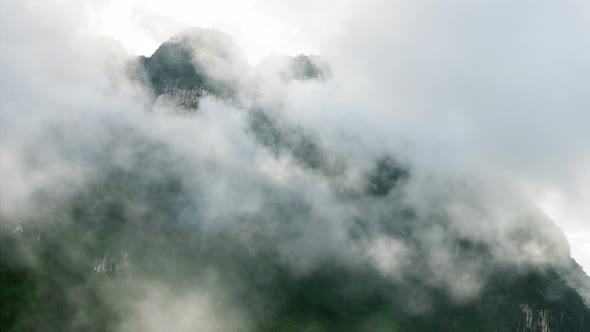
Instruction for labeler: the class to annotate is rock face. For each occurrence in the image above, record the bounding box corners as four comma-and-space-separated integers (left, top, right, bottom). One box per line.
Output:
93, 252, 129, 274
518, 303, 583, 332
139, 28, 329, 109
1, 28, 589, 332
156, 86, 208, 109
138, 28, 247, 108
141, 28, 247, 96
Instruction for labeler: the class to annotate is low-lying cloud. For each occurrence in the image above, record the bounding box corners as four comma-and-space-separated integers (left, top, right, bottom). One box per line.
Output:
1, 0, 589, 330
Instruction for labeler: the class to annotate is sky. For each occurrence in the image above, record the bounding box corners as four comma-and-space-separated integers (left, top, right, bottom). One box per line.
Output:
93, 0, 590, 272
95, 0, 322, 62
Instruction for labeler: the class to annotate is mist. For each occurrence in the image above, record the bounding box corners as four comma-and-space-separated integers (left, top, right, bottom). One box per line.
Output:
1, 0, 589, 331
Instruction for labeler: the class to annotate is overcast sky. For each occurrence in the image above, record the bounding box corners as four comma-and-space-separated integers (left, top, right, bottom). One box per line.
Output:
2, 0, 589, 273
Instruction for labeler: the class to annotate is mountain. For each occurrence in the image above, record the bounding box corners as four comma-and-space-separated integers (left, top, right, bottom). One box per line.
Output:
1, 28, 589, 332
137, 28, 328, 109
139, 28, 248, 102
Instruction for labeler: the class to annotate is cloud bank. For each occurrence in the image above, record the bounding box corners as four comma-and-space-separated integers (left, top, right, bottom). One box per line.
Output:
1, 0, 589, 330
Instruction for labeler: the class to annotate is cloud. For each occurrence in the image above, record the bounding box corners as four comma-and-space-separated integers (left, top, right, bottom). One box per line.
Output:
1, 0, 589, 330
266, 0, 590, 270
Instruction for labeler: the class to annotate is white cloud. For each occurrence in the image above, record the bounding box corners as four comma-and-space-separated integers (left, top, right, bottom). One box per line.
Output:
1, 0, 589, 325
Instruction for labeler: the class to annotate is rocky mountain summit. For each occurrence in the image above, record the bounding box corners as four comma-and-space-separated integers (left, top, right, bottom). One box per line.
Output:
137, 28, 328, 109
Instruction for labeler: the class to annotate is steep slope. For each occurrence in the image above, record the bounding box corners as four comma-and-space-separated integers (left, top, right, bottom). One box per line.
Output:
2, 123, 588, 331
